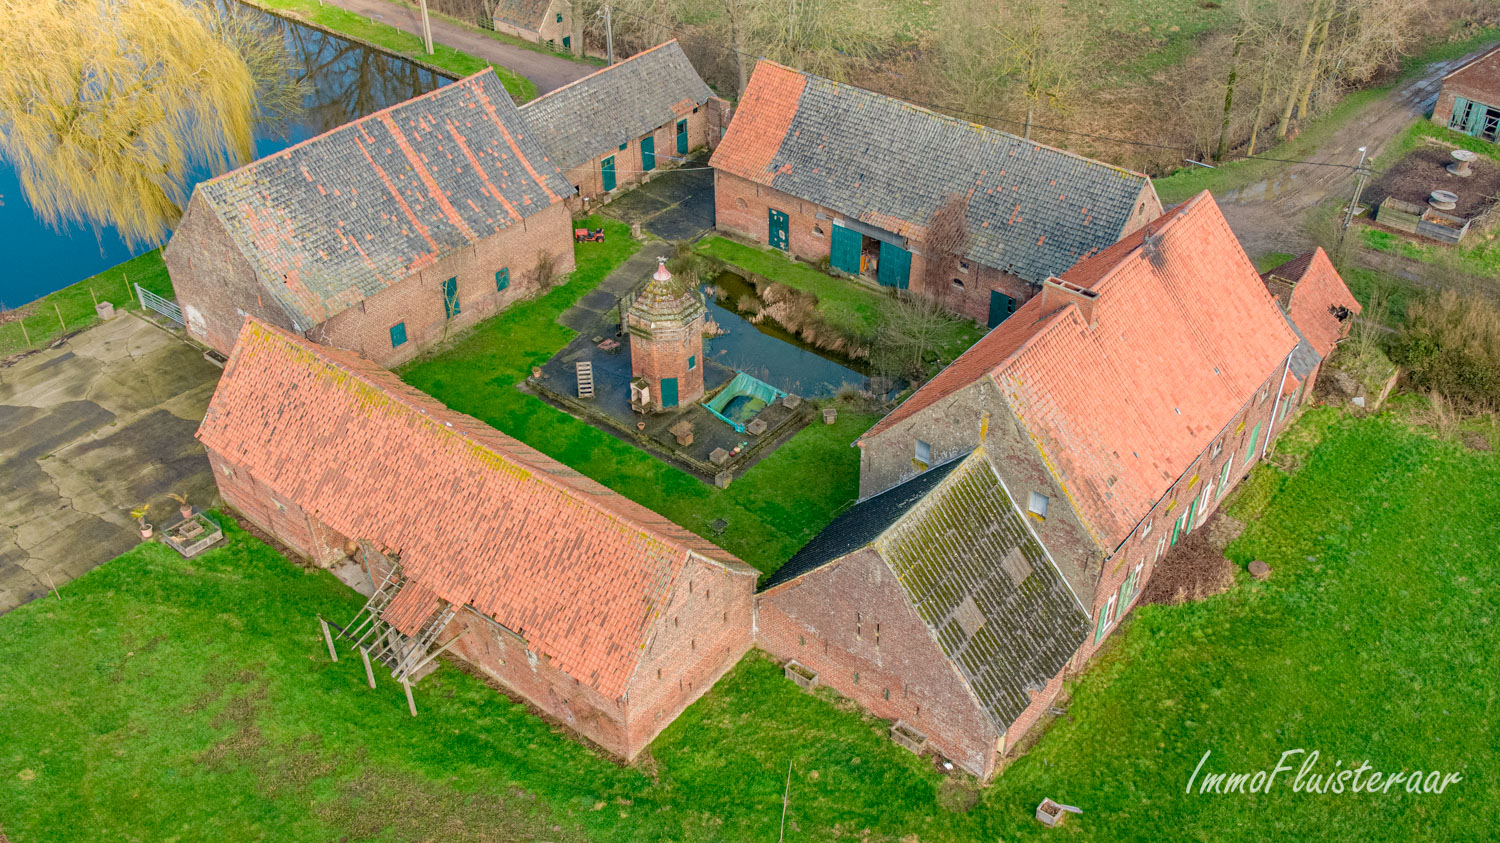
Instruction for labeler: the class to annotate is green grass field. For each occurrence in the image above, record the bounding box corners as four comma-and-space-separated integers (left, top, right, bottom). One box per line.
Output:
249, 0, 538, 102
0, 249, 174, 358
400, 218, 876, 572
2, 409, 1494, 839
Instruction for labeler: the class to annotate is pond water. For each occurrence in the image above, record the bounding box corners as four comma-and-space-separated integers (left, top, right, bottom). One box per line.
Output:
0, 2, 447, 308
703, 272, 890, 400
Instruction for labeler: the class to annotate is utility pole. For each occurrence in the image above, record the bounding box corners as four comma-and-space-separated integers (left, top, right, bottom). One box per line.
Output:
417, 0, 434, 54
1338, 145, 1371, 255
601, 4, 615, 65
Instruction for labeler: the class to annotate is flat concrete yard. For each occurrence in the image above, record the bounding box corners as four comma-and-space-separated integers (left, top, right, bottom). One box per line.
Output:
0, 313, 221, 614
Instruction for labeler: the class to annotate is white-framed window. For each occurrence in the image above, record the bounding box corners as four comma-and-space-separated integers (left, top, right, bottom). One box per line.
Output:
1211, 439, 1223, 458
914, 439, 932, 464
1141, 518, 1153, 538
1094, 595, 1117, 643
1028, 492, 1050, 519
1155, 537, 1166, 563
1217, 456, 1234, 498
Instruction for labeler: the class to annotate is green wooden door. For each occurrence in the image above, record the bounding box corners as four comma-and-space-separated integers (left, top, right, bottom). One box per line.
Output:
830, 224, 861, 273
676, 119, 688, 155
1245, 421, 1261, 461
660, 377, 679, 408
877, 241, 911, 289
768, 209, 789, 251
641, 136, 656, 172
601, 156, 616, 191
988, 290, 1016, 328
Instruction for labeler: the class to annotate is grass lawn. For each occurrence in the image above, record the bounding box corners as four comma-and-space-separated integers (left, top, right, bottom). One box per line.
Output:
248, 0, 538, 102
1359, 225, 1500, 280
401, 219, 877, 573
0, 249, 174, 358
696, 235, 986, 365
3, 409, 1494, 839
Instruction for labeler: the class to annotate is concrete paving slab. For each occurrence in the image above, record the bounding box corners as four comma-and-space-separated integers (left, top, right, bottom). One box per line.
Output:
0, 314, 220, 615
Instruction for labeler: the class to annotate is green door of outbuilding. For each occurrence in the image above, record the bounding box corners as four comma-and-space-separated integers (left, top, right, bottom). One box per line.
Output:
641, 136, 656, 172
660, 377, 679, 408
877, 240, 911, 289
601, 156, 616, 191
768, 209, 789, 250
987, 290, 1016, 328
830, 224, 861, 273
676, 119, 688, 155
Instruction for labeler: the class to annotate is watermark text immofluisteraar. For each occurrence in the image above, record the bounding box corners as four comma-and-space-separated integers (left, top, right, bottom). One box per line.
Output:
1187, 750, 1462, 795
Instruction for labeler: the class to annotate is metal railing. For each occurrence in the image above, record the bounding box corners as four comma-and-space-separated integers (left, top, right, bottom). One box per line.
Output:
135, 283, 183, 326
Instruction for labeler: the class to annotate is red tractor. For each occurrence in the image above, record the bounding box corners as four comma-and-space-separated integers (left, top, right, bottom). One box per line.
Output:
573, 227, 605, 243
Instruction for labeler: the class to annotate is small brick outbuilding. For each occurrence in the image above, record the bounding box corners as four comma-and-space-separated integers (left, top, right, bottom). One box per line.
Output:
197, 318, 759, 760
710, 61, 1161, 326
520, 40, 728, 208
165, 70, 575, 368
1432, 44, 1500, 142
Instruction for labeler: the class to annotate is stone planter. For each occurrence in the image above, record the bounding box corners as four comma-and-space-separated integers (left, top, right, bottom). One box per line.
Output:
1035, 798, 1082, 827
890, 721, 928, 755
163, 513, 224, 558
784, 660, 818, 691
95, 301, 116, 321
822, 408, 837, 425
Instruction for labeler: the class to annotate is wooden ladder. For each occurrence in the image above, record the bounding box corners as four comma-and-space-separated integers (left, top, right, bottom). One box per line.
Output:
576, 361, 595, 398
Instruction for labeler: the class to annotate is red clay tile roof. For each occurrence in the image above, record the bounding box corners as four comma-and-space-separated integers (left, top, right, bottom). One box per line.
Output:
1264, 248, 1362, 358
197, 319, 752, 698
192, 71, 570, 332
383, 581, 441, 636
866, 192, 1298, 550
1443, 43, 1500, 82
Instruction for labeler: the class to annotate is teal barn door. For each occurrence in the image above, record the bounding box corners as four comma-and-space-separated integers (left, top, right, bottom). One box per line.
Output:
768, 209, 789, 250
601, 156, 616, 191
987, 290, 1015, 328
676, 119, 688, 154
877, 241, 911, 289
641, 136, 656, 172
660, 377, 679, 408
829, 224, 861, 274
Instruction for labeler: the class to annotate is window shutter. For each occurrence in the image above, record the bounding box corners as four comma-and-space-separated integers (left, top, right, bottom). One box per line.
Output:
389, 322, 407, 347
496, 268, 510, 291
1449, 96, 1471, 131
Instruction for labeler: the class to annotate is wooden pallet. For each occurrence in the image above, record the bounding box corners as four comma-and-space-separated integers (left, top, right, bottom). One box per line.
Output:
576, 361, 595, 398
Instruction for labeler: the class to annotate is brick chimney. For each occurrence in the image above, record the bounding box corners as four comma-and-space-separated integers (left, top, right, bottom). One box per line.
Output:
1038, 276, 1101, 328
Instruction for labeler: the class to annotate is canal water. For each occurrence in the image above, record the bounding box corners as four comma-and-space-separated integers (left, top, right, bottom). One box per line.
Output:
0, 4, 447, 309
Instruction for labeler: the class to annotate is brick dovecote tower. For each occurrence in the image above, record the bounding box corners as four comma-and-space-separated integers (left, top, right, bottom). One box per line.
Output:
628, 258, 706, 412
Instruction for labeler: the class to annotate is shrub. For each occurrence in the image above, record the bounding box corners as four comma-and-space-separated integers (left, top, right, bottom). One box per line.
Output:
1390, 290, 1500, 410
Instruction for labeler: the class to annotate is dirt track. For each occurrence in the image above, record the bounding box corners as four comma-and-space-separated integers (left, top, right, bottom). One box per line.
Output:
1218, 47, 1493, 257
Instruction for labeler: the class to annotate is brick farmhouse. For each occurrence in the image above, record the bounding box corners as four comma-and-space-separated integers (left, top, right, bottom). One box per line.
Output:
1432, 43, 1500, 143
490, 0, 573, 49
197, 318, 759, 760
520, 40, 729, 208
757, 192, 1361, 778
710, 61, 1162, 326
165, 71, 575, 367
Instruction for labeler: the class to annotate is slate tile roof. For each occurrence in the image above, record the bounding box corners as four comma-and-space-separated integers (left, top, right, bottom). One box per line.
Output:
710, 61, 1157, 282
197, 318, 751, 698
196, 71, 570, 331
1263, 248, 1362, 359
520, 41, 713, 173
763, 449, 1089, 729
866, 192, 1298, 550
492, 0, 555, 32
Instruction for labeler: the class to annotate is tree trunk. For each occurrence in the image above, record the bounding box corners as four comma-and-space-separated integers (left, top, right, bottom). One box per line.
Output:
1296, 6, 1335, 120
1248, 61, 1271, 156
1216, 26, 1245, 162
571, 0, 584, 57
1277, 0, 1322, 140
1024, 102, 1034, 140
729, 8, 749, 96
654, 0, 669, 46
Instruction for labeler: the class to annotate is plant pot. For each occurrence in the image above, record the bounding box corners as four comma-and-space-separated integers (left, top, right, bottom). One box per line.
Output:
140, 525, 153, 539
179, 506, 193, 520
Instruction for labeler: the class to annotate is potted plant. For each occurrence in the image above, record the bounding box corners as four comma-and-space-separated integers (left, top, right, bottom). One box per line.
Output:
131, 504, 152, 539
168, 492, 192, 520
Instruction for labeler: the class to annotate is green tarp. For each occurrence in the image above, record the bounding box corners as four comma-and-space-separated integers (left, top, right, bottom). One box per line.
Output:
704, 371, 786, 433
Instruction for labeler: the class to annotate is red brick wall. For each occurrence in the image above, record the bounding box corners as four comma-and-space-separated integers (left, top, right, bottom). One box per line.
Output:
564, 108, 715, 209
756, 549, 1001, 778
628, 315, 706, 409
1433, 49, 1500, 127
310, 202, 574, 367
1121, 183, 1165, 237
713, 172, 1039, 324
165, 195, 301, 355
625, 553, 757, 755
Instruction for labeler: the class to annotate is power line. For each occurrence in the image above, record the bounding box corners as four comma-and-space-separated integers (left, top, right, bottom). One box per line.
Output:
604, 5, 1368, 172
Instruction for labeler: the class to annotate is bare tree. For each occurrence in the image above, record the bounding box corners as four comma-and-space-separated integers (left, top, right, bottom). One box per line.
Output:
875, 292, 963, 378
936, 0, 1080, 138
921, 195, 969, 306
0, 0, 300, 247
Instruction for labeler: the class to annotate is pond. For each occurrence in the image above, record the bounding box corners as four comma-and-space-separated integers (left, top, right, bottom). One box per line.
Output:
703, 272, 895, 400
0, 2, 447, 309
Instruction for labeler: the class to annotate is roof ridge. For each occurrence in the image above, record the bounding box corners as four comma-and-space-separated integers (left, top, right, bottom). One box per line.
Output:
521, 39, 685, 108
232, 318, 742, 568
197, 70, 492, 196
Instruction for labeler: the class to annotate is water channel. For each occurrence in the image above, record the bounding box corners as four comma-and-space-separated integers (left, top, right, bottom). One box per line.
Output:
0, 3, 447, 308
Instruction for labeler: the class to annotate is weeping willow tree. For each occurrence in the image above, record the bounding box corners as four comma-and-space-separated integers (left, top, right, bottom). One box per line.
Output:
0, 0, 302, 248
